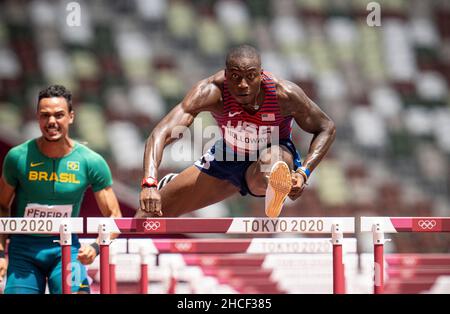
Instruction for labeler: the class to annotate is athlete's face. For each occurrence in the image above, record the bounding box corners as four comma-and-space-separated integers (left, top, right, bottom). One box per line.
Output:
225, 57, 262, 106
37, 97, 74, 142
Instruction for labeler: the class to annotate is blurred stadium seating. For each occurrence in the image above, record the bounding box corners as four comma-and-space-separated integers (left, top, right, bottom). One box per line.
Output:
0, 0, 449, 253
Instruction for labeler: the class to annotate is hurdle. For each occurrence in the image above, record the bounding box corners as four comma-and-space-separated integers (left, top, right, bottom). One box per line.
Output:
360, 216, 450, 294
132, 237, 358, 294
0, 218, 83, 294
87, 217, 355, 294
79, 238, 128, 294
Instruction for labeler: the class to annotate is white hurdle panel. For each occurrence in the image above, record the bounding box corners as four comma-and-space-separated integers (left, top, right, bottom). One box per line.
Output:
0, 218, 83, 294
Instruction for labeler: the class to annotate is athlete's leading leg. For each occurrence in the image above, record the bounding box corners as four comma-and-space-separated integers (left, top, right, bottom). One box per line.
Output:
157, 166, 240, 217
245, 145, 295, 217
245, 145, 294, 195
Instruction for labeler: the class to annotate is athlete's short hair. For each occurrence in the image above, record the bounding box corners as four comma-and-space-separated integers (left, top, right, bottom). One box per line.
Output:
225, 44, 261, 68
37, 84, 73, 112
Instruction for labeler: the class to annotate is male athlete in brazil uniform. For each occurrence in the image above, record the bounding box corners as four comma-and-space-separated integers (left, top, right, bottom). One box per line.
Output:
0, 85, 122, 294
137, 45, 335, 218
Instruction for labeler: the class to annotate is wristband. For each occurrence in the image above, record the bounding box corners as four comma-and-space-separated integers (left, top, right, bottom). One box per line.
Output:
90, 242, 100, 256
0, 250, 5, 258
296, 166, 311, 181
141, 176, 158, 188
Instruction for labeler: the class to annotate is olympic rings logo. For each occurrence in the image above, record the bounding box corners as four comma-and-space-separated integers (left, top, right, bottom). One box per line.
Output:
142, 220, 161, 231
174, 242, 192, 252
418, 219, 436, 230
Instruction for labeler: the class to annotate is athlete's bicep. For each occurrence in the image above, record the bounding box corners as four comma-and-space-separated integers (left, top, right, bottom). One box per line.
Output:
159, 104, 196, 134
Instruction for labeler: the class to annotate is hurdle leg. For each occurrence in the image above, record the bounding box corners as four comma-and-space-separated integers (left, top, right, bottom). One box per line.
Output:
140, 264, 148, 294
372, 223, 389, 294
331, 223, 345, 294
333, 244, 345, 294
99, 223, 111, 294
374, 244, 384, 294
58, 221, 72, 294
168, 266, 176, 294
61, 245, 72, 294
139, 246, 150, 294
110, 246, 117, 294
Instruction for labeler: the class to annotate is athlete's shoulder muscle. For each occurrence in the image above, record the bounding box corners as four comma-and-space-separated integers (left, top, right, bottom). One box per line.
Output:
8, 140, 32, 156
182, 71, 224, 115
2, 140, 33, 187
274, 79, 309, 116
268, 73, 301, 104
4, 140, 34, 168
74, 142, 109, 166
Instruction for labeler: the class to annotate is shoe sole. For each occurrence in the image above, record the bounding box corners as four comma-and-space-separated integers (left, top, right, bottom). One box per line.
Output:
265, 161, 292, 218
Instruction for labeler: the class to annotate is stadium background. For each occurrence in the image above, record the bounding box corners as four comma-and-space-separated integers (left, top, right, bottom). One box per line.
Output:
0, 0, 449, 256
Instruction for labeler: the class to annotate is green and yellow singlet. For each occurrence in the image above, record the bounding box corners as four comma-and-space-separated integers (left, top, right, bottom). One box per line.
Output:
2, 139, 113, 220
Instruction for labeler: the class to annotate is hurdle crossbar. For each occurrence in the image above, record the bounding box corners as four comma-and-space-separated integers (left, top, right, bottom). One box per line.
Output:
87, 217, 354, 294
360, 217, 450, 233
87, 217, 354, 234
0, 218, 83, 294
360, 217, 450, 294
0, 217, 83, 234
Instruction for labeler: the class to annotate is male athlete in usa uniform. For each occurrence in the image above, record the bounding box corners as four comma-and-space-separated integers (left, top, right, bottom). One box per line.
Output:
137, 45, 335, 219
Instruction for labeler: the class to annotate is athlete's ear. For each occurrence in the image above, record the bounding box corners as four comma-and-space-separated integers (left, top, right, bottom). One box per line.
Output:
69, 110, 75, 125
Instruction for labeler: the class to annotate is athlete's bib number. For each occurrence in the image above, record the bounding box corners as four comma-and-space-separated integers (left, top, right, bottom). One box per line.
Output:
24, 203, 73, 218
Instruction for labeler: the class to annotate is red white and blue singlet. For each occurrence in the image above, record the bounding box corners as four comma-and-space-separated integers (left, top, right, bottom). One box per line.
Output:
212, 71, 294, 154
195, 71, 301, 196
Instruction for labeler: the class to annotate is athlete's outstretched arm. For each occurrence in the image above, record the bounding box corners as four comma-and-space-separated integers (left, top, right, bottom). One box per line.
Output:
77, 186, 122, 265
0, 178, 15, 282
279, 80, 336, 200
140, 77, 222, 215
